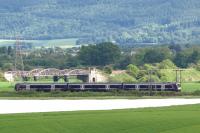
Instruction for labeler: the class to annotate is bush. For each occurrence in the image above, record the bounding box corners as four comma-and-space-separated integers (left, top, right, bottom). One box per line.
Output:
158, 59, 177, 69
0, 90, 198, 97
104, 66, 112, 74
126, 64, 139, 77
0, 72, 6, 82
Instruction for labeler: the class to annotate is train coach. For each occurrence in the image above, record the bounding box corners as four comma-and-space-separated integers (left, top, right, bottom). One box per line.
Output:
15, 82, 181, 92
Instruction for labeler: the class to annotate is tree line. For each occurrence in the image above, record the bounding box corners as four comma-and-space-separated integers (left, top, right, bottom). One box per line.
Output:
1, 43, 200, 72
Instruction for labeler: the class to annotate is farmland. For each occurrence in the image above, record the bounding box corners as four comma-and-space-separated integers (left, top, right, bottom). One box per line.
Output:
0, 104, 200, 133
0, 38, 78, 49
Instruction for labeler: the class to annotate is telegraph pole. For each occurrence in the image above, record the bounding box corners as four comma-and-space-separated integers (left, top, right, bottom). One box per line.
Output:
148, 69, 155, 96
173, 69, 184, 85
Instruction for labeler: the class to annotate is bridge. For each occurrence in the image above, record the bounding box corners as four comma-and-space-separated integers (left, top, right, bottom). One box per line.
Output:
4, 68, 105, 83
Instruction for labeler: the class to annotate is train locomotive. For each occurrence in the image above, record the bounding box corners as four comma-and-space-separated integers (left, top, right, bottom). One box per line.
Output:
15, 82, 181, 92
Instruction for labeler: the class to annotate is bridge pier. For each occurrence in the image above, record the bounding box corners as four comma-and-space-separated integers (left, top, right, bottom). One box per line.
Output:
64, 76, 69, 82
53, 76, 59, 82
22, 76, 29, 82
77, 75, 89, 83
34, 76, 38, 81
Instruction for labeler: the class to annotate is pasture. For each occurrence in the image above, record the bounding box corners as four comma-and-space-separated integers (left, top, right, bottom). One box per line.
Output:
0, 104, 200, 133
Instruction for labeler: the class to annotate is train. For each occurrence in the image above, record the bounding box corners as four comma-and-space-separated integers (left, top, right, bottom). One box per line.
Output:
15, 82, 181, 92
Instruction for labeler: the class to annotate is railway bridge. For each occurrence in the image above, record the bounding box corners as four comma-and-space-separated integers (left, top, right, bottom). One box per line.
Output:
4, 68, 106, 83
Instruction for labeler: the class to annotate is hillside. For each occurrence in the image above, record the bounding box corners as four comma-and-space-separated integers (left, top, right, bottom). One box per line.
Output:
1, 0, 200, 44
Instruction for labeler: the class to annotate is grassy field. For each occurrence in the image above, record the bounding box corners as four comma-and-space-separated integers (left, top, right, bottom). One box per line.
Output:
182, 82, 200, 92
0, 38, 78, 49
160, 69, 200, 82
0, 104, 200, 133
0, 82, 14, 91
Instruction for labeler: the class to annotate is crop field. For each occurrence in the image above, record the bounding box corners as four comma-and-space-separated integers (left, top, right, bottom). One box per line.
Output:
0, 38, 78, 49
0, 104, 200, 133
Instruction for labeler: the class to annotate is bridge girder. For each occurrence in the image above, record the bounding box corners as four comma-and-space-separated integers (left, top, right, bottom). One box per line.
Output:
5, 68, 90, 77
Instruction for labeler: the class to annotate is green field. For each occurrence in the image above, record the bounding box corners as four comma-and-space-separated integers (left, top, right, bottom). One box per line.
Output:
160, 69, 200, 82
0, 82, 14, 91
182, 83, 200, 92
0, 104, 200, 133
0, 38, 78, 48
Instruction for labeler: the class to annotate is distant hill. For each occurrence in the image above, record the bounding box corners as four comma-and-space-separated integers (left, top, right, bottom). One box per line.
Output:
1, 0, 200, 45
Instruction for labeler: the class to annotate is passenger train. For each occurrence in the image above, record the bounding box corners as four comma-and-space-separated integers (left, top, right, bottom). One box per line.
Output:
15, 82, 181, 92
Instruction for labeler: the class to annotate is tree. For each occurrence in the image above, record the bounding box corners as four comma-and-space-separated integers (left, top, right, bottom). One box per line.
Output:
158, 59, 176, 69
126, 64, 139, 77
104, 66, 112, 74
174, 50, 192, 68
114, 55, 133, 69
0, 71, 6, 81
78, 42, 121, 66
2, 63, 13, 71
189, 50, 200, 64
143, 47, 172, 64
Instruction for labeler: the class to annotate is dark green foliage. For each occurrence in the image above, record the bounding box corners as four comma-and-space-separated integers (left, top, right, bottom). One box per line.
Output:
174, 47, 200, 68
78, 42, 121, 66
143, 47, 172, 63
2, 42, 200, 72
104, 66, 112, 74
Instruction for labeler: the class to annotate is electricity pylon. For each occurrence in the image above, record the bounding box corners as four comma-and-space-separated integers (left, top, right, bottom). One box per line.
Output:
14, 37, 24, 72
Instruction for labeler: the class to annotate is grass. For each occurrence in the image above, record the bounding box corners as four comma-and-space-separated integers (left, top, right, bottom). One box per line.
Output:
0, 82, 14, 91
0, 104, 200, 133
109, 73, 136, 83
160, 69, 200, 82
0, 38, 78, 49
182, 82, 200, 92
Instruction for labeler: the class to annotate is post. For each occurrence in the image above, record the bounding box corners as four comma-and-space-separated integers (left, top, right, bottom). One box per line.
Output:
180, 70, 183, 86
148, 70, 153, 96
173, 69, 178, 83
173, 69, 184, 86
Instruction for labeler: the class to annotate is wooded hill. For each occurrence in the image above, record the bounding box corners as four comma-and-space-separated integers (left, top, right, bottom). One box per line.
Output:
1, 0, 200, 44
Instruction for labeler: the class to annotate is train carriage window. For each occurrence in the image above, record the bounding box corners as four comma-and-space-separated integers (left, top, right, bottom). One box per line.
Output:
156, 85, 161, 89
124, 85, 136, 89
84, 85, 106, 89
109, 85, 121, 89
139, 85, 149, 89
30, 85, 51, 89
95, 85, 106, 88
165, 85, 172, 89
69, 85, 81, 89
55, 85, 67, 89
84, 85, 93, 89
20, 85, 26, 89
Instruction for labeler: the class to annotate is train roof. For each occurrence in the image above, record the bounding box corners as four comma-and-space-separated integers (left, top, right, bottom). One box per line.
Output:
16, 82, 178, 85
